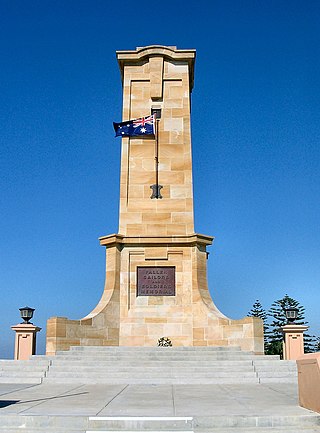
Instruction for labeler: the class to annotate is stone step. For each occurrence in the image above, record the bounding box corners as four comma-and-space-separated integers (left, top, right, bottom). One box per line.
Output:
257, 371, 297, 377
253, 360, 295, 365
196, 429, 320, 433
51, 353, 258, 358
47, 370, 255, 377
200, 426, 320, 433
49, 355, 276, 362
48, 364, 255, 371
0, 415, 87, 430
65, 349, 280, 361
254, 365, 297, 371
55, 351, 257, 355
49, 353, 258, 365
65, 352, 252, 358
0, 370, 47, 377
49, 360, 255, 367
88, 416, 193, 430
0, 417, 319, 433
56, 349, 279, 357
86, 415, 320, 430
0, 359, 50, 365
259, 377, 298, 383
58, 346, 264, 352
58, 346, 263, 354
69, 346, 242, 352
84, 426, 320, 433
1, 428, 320, 433
0, 377, 42, 384
45, 370, 257, 379
0, 431, 83, 433
56, 349, 252, 354
254, 367, 296, 373
61, 351, 250, 354
0, 365, 49, 372
43, 376, 259, 384
85, 429, 195, 433
194, 415, 320, 429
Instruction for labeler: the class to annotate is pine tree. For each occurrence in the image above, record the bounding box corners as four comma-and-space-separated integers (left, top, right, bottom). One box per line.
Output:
248, 299, 267, 322
248, 300, 269, 350
304, 334, 318, 353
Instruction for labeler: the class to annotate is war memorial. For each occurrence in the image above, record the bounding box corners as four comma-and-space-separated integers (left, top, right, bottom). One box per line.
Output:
46, 45, 263, 355
0, 46, 319, 433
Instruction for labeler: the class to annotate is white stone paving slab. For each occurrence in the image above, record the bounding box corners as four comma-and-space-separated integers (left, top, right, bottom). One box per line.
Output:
0, 382, 317, 418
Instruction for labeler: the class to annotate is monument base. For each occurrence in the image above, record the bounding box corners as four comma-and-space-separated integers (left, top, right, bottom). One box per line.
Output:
46, 233, 263, 355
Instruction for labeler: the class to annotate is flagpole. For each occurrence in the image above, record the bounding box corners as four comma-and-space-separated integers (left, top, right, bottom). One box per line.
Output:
155, 118, 159, 197
150, 113, 162, 199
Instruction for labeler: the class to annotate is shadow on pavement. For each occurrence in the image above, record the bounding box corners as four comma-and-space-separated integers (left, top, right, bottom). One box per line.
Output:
0, 401, 19, 408
0, 392, 89, 408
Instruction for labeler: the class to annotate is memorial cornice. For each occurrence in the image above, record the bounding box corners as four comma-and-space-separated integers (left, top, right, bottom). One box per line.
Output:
116, 45, 196, 90
99, 233, 213, 247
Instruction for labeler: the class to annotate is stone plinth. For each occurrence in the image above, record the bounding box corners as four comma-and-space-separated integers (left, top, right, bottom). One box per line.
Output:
297, 352, 320, 413
282, 324, 308, 360
11, 323, 41, 360
46, 46, 264, 355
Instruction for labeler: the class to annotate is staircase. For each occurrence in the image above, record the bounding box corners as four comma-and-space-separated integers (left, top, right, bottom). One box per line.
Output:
253, 358, 297, 383
0, 346, 315, 433
0, 359, 50, 384
37, 346, 298, 385
0, 347, 298, 386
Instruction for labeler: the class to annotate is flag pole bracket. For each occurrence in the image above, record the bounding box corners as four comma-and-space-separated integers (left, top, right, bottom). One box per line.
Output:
150, 184, 163, 199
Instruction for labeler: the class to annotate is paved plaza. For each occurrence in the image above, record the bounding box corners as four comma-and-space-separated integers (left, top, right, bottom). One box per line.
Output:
0, 382, 315, 417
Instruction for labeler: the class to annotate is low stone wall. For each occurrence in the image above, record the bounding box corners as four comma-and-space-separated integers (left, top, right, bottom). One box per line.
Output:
297, 352, 320, 413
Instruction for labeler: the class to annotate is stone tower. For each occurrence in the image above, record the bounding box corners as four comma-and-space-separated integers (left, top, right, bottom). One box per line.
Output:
46, 46, 263, 355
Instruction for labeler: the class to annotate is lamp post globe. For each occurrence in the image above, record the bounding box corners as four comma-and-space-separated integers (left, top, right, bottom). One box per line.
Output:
285, 307, 299, 324
19, 306, 35, 324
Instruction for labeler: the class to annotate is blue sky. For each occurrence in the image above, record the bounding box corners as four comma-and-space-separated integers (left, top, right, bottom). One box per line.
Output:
1, 1, 319, 358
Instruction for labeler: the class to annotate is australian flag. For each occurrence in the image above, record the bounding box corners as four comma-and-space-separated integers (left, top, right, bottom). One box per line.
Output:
113, 114, 155, 137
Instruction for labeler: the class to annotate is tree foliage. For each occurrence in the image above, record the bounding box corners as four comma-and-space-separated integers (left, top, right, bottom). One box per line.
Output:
247, 299, 269, 347
248, 299, 267, 322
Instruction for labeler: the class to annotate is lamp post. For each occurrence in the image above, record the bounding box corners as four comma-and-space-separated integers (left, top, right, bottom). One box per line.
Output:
281, 307, 308, 360
11, 306, 41, 360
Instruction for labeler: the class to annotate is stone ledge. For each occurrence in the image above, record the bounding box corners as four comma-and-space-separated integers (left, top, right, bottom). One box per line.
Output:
99, 233, 214, 247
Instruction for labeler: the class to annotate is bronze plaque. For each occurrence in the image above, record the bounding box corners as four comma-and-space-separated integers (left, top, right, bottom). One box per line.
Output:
137, 266, 175, 296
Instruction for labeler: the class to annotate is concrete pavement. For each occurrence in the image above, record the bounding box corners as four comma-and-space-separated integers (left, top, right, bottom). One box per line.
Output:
0, 381, 317, 417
